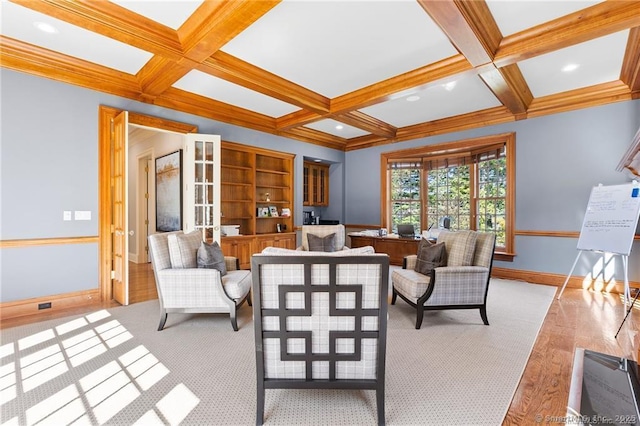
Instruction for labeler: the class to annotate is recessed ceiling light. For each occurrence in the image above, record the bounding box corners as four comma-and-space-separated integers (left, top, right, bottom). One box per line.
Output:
442, 81, 457, 91
561, 63, 580, 73
34, 21, 58, 34
314, 159, 322, 162
406, 95, 420, 102
335, 125, 344, 130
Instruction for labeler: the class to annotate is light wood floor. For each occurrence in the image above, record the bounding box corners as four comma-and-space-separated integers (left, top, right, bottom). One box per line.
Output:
2, 262, 639, 424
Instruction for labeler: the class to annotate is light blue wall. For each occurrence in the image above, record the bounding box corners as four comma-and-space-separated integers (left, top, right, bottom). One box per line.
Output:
2, 67, 639, 302
0, 69, 344, 302
345, 99, 640, 280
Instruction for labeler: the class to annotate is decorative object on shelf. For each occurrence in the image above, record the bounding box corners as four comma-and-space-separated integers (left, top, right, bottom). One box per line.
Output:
155, 150, 182, 232
281, 208, 291, 217
265, 192, 270, 202
257, 207, 269, 218
221, 225, 240, 236
269, 206, 279, 217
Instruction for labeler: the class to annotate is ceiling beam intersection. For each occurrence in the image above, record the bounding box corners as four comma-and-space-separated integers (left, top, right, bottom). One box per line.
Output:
137, 0, 280, 97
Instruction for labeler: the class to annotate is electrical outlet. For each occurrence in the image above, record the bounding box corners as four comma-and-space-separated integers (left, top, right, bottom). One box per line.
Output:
38, 302, 52, 310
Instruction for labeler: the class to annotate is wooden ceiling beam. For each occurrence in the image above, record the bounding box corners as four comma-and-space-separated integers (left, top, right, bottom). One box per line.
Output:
276, 110, 322, 131
0, 36, 142, 99
495, 2, 640, 67
332, 111, 397, 139
422, 0, 533, 117
279, 127, 347, 151
417, 0, 500, 66
345, 107, 515, 151
138, 0, 279, 97
479, 64, 533, 117
345, 134, 392, 152
178, 1, 280, 64
621, 27, 640, 95
395, 106, 515, 143
199, 51, 330, 114
157, 87, 277, 133
10, 0, 183, 60
136, 56, 199, 100
331, 54, 473, 114
277, 110, 397, 139
526, 81, 632, 118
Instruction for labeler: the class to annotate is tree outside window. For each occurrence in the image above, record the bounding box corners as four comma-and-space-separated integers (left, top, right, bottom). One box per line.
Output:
390, 166, 421, 233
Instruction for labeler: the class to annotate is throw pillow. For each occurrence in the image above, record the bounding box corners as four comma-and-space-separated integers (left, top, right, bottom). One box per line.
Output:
197, 240, 227, 276
167, 230, 202, 269
414, 239, 446, 276
307, 233, 336, 252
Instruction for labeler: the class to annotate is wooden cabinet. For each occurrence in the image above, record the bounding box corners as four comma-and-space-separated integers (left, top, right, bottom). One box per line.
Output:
221, 144, 254, 236
220, 236, 254, 270
255, 152, 294, 235
254, 233, 296, 252
303, 162, 329, 206
350, 235, 420, 266
220, 142, 296, 268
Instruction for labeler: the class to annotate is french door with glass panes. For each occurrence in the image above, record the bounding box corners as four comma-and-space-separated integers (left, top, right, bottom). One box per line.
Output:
183, 134, 221, 243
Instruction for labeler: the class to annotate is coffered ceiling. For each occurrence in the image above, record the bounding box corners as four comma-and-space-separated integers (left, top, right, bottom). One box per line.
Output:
1, 1, 639, 151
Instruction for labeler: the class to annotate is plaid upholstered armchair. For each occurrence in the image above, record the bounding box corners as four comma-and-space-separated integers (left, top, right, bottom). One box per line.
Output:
391, 230, 496, 329
251, 248, 389, 425
298, 224, 348, 251
148, 231, 252, 331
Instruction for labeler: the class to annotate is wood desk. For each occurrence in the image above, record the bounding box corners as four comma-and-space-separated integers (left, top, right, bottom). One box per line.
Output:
349, 234, 420, 265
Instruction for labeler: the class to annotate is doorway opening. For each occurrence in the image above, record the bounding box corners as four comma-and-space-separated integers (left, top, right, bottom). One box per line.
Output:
98, 106, 198, 305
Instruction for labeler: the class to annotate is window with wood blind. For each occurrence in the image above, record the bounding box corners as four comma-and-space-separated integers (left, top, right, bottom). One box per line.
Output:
382, 133, 515, 255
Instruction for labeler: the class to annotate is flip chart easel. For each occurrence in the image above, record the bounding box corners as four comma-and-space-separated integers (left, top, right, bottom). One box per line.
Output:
557, 182, 640, 307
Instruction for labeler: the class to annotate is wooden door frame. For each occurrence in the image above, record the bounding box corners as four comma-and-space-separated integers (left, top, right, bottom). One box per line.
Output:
98, 106, 197, 302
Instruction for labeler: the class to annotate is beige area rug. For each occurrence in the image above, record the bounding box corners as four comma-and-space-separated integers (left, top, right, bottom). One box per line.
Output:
1, 278, 556, 426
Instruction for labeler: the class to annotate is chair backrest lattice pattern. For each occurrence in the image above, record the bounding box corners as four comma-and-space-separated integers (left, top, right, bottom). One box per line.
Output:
252, 254, 389, 425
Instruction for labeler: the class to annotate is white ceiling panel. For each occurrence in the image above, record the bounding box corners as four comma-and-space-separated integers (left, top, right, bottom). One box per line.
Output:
486, 1, 602, 36
173, 70, 300, 118
305, 119, 369, 139
518, 30, 629, 98
220, 0, 458, 98
0, 2, 153, 74
361, 75, 502, 128
111, 0, 203, 30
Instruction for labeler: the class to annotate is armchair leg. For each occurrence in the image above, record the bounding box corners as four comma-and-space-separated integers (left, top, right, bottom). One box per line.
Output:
480, 306, 489, 325
230, 305, 239, 331
376, 387, 385, 426
391, 287, 397, 305
247, 291, 252, 307
256, 384, 265, 426
415, 305, 424, 329
157, 311, 168, 331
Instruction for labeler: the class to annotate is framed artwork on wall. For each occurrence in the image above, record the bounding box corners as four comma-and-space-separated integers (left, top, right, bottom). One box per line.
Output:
156, 150, 183, 232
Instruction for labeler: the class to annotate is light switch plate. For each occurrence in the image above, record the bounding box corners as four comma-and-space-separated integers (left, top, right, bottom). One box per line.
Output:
74, 211, 91, 221
63, 211, 72, 221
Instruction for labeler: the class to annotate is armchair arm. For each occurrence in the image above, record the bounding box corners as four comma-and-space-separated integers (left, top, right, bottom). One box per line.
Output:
425, 266, 490, 306
156, 268, 231, 308
403, 255, 418, 270
224, 256, 240, 271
